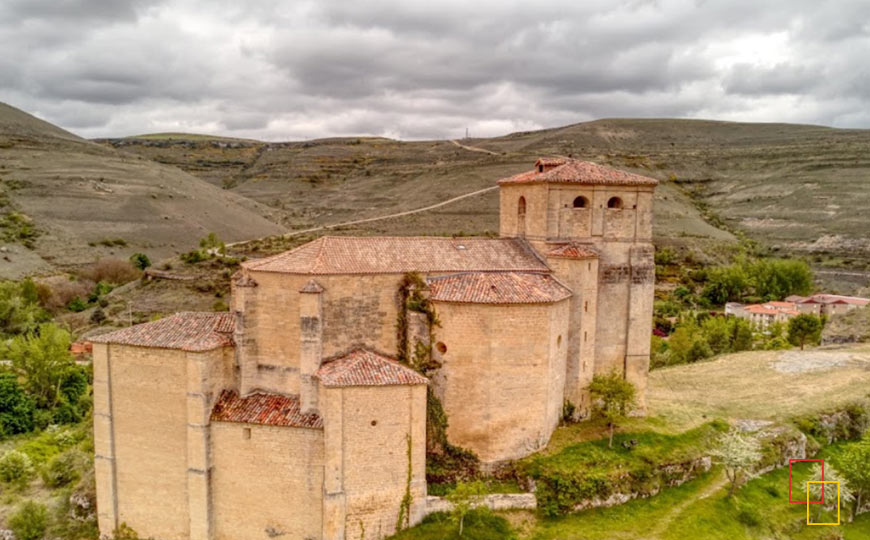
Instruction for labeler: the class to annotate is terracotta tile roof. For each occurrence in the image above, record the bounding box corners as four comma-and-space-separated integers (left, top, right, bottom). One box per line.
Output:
427, 272, 572, 304
745, 305, 778, 315
210, 390, 323, 428
499, 159, 659, 187
766, 301, 797, 308
809, 294, 870, 305
546, 243, 599, 260
89, 312, 235, 352
535, 158, 568, 168
241, 236, 549, 275
316, 349, 428, 387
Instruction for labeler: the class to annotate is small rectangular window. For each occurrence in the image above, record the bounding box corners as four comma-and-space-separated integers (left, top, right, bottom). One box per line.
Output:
243, 427, 251, 440
584, 331, 588, 342
584, 301, 588, 313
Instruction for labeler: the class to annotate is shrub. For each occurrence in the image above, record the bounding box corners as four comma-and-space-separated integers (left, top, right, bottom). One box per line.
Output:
0, 371, 35, 435
129, 252, 151, 270
67, 297, 87, 312
180, 250, 206, 264
736, 506, 762, 527
0, 450, 34, 486
87, 281, 113, 303
40, 449, 86, 488
78, 258, 140, 285
90, 306, 107, 324
40, 279, 92, 311
8, 500, 48, 540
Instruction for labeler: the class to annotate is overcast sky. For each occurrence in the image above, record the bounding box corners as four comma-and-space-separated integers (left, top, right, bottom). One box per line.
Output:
1, 0, 869, 140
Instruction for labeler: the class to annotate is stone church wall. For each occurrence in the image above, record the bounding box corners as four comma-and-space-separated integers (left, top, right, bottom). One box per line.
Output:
211, 423, 324, 540
430, 300, 569, 464
94, 344, 191, 540
321, 384, 427, 540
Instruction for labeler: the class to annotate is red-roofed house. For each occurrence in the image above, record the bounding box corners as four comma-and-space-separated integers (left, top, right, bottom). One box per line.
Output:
90, 159, 658, 540
787, 293, 870, 316
729, 301, 804, 330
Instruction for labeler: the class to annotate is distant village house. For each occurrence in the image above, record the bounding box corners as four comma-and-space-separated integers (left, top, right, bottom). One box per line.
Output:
726, 293, 869, 330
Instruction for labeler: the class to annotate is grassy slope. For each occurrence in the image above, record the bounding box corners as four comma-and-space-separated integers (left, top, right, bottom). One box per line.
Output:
647, 344, 870, 431
0, 102, 285, 279
388, 342, 870, 539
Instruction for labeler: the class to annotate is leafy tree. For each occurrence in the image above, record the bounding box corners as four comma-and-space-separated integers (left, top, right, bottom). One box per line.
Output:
667, 324, 696, 364
8, 500, 48, 540
702, 265, 749, 305
709, 427, 761, 496
730, 318, 754, 352
446, 480, 486, 536
588, 371, 637, 448
0, 372, 35, 435
701, 316, 731, 355
0, 280, 50, 337
838, 436, 870, 521
808, 463, 854, 523
788, 314, 824, 350
129, 252, 151, 270
5, 324, 76, 409
749, 258, 813, 301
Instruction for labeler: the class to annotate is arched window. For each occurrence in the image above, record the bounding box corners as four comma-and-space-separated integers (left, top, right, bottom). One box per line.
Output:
607, 196, 623, 209
518, 196, 526, 217
573, 196, 589, 208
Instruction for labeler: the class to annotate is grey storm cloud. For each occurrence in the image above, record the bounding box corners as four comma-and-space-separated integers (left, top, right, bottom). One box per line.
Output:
1, 0, 869, 140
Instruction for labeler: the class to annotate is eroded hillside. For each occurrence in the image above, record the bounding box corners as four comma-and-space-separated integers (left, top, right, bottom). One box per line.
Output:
0, 103, 285, 278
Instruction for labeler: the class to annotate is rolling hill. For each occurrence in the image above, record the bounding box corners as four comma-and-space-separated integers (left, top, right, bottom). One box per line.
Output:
0, 102, 285, 278
100, 119, 870, 266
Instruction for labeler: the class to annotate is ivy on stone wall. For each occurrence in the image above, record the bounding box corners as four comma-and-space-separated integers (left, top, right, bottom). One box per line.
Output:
395, 272, 440, 371
395, 273, 480, 488
396, 433, 413, 532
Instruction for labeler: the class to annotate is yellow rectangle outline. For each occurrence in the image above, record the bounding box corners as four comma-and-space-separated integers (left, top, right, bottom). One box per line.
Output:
806, 481, 840, 526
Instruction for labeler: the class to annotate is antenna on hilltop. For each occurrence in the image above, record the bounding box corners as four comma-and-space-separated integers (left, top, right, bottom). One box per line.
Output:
465, 127, 469, 140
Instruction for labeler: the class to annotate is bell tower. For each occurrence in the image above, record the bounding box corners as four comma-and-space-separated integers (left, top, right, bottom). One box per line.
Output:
498, 159, 657, 411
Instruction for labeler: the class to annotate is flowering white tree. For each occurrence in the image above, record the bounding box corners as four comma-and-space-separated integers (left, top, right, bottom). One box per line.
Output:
808, 463, 854, 523
708, 427, 761, 496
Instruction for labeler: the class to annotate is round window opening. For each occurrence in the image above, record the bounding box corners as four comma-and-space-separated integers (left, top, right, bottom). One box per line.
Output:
436, 342, 447, 354
607, 196, 624, 209
371, 420, 377, 427
572, 196, 588, 208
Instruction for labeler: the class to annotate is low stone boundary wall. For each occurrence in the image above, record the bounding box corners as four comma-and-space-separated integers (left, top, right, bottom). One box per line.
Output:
424, 493, 537, 515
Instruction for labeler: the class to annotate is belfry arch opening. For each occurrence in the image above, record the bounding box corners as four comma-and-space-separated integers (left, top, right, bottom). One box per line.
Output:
607, 196, 623, 209
573, 196, 589, 208
517, 196, 527, 236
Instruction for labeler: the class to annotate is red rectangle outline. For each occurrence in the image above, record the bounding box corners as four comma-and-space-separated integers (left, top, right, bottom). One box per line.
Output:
788, 458, 825, 504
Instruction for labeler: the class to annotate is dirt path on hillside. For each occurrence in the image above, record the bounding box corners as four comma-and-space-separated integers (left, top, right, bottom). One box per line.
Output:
227, 184, 499, 246
449, 139, 499, 155
644, 471, 728, 539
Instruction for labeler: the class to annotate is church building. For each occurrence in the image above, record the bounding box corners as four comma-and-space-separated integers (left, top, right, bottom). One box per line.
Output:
91, 158, 658, 540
